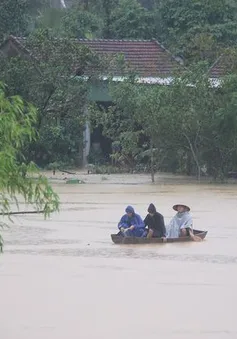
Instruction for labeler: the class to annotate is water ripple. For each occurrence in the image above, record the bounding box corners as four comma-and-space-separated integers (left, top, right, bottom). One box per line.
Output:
4, 247, 237, 264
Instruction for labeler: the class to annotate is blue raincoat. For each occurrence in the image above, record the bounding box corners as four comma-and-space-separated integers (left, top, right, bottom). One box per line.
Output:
118, 206, 145, 237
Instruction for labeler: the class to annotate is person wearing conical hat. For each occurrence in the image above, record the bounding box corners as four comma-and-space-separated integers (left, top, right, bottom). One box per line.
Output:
166, 204, 193, 239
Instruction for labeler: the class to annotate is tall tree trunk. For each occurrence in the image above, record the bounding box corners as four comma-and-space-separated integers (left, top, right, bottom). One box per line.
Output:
183, 133, 201, 182
150, 140, 155, 183
186, 153, 192, 175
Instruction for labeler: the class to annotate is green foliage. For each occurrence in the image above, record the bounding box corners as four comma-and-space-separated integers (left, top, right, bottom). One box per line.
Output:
35, 7, 65, 36
0, 29, 108, 166
1, 0, 237, 66
93, 165, 124, 174
89, 84, 145, 170
1, 0, 237, 181
154, 64, 216, 178
154, 0, 237, 63
46, 161, 68, 170
87, 147, 106, 165
0, 0, 48, 42
62, 4, 103, 38
204, 74, 237, 178
0, 83, 59, 251
110, 0, 154, 39
66, 0, 154, 39
34, 3, 103, 38
90, 62, 237, 180
0, 0, 29, 41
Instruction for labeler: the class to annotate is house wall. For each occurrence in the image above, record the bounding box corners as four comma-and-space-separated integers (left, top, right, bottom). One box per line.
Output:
82, 119, 91, 167
82, 80, 112, 166
83, 80, 151, 166
88, 80, 112, 102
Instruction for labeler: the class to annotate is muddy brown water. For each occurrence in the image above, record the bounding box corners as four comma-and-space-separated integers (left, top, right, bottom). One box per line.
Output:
1, 174, 237, 339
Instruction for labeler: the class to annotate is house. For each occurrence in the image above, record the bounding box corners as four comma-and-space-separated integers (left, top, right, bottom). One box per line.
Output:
208, 53, 237, 81
0, 36, 183, 165
76, 39, 184, 163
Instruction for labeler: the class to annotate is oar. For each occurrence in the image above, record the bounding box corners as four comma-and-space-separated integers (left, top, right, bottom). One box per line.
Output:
192, 235, 202, 242
189, 230, 202, 242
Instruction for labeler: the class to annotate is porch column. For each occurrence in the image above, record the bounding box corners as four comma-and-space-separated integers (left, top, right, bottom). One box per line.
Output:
82, 109, 91, 167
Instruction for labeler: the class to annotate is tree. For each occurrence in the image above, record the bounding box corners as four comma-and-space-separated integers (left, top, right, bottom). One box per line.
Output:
106, 80, 165, 181
89, 80, 145, 171
157, 64, 216, 179
104, 79, 182, 181
91, 62, 237, 181
203, 74, 237, 178
34, 1, 103, 39
66, 0, 119, 39
0, 0, 48, 42
61, 4, 103, 38
0, 0, 30, 41
153, 0, 237, 64
102, 0, 119, 38
0, 29, 108, 166
0, 83, 59, 251
65, 0, 154, 39
110, 0, 154, 39
35, 7, 66, 36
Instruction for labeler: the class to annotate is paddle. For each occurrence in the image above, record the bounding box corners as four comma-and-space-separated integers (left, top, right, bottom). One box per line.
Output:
189, 230, 202, 242
192, 235, 202, 242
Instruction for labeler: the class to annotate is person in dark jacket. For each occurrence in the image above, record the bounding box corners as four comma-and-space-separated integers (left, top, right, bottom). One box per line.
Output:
144, 203, 166, 238
118, 205, 145, 237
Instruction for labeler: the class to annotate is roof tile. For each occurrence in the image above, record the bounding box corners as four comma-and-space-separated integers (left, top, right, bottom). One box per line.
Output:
1, 36, 181, 77
76, 39, 180, 77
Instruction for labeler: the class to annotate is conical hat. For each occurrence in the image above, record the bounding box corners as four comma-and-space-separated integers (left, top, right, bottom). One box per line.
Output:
173, 204, 190, 212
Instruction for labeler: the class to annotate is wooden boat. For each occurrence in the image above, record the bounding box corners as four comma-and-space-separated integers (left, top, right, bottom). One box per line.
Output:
111, 229, 207, 244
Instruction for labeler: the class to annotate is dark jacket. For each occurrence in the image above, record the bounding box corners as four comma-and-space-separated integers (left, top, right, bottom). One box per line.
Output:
144, 212, 166, 237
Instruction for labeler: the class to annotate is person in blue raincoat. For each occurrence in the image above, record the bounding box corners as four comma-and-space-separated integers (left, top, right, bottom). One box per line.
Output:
118, 205, 145, 237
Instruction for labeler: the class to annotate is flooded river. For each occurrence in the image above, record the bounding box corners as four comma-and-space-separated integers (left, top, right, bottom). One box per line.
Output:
1, 173, 237, 339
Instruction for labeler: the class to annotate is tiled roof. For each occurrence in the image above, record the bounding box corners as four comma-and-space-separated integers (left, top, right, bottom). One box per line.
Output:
209, 56, 226, 78
76, 39, 180, 77
208, 53, 237, 78
0, 35, 35, 59
1, 36, 181, 78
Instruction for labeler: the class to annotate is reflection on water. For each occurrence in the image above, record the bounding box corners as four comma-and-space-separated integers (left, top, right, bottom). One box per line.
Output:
1, 174, 237, 339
